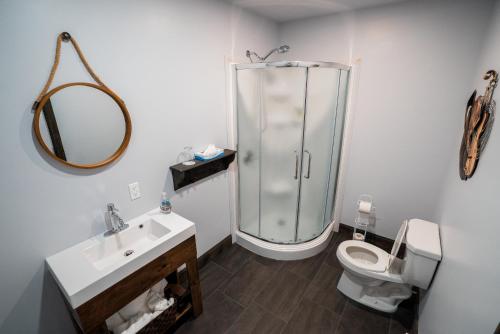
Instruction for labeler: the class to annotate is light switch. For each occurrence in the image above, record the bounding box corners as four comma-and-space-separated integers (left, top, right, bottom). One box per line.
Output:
128, 182, 141, 200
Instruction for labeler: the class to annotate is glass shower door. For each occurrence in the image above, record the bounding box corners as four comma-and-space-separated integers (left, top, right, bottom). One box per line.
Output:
259, 67, 307, 243
296, 67, 341, 242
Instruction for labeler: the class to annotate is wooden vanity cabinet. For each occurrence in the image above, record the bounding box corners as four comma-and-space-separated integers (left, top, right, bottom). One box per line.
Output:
68, 236, 202, 333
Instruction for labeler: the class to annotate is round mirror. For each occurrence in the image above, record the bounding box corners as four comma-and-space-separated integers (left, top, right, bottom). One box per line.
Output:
33, 83, 131, 169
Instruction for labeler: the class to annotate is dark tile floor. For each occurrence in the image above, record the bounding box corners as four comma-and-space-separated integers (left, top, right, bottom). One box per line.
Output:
177, 228, 417, 334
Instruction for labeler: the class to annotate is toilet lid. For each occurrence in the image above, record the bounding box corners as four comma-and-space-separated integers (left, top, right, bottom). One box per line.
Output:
388, 219, 408, 270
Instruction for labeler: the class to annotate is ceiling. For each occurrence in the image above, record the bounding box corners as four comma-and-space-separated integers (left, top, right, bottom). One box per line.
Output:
227, 0, 408, 22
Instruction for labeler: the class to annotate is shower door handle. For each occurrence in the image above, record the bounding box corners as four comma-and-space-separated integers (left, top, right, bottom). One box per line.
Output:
304, 150, 311, 179
294, 151, 299, 179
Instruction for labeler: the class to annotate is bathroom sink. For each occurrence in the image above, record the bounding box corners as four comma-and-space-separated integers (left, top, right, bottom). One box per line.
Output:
46, 209, 196, 308
83, 219, 171, 270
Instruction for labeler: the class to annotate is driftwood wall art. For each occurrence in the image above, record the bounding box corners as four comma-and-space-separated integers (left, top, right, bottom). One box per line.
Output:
459, 70, 498, 180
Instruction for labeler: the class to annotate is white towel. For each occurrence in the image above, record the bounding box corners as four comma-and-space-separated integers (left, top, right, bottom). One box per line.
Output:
147, 280, 173, 312
150, 279, 167, 294
115, 296, 174, 334
147, 293, 174, 312
105, 312, 126, 331
113, 320, 131, 334
117, 279, 166, 320
118, 290, 149, 320
106, 279, 174, 334
121, 312, 155, 334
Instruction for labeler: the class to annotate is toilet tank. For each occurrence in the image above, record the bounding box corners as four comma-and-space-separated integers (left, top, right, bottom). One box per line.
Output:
401, 219, 442, 289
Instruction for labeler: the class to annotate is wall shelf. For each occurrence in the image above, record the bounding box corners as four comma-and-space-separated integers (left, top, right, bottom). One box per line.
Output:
170, 149, 236, 191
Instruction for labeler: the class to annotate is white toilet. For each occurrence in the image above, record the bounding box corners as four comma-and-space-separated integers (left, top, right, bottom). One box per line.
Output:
336, 218, 441, 313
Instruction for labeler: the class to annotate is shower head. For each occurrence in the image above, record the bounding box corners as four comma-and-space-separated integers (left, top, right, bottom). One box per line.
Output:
262, 45, 290, 61
245, 45, 291, 63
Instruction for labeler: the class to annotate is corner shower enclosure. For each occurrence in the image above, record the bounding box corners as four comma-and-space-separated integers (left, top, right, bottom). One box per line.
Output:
236, 61, 349, 248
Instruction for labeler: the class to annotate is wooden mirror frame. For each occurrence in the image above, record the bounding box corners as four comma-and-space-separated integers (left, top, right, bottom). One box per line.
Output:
33, 82, 132, 169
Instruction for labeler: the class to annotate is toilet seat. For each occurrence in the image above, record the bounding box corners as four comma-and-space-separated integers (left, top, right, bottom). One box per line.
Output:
388, 219, 408, 269
337, 240, 389, 273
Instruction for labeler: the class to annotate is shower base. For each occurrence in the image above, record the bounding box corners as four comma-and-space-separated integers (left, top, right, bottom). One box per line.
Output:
235, 222, 335, 260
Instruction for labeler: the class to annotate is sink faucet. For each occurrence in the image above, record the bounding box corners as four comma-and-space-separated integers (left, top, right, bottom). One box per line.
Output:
105, 203, 129, 235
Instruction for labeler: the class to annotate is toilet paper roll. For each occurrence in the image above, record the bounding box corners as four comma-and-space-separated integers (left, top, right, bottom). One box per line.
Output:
358, 200, 372, 214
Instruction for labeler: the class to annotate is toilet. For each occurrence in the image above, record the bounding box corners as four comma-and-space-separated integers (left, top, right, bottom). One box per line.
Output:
336, 219, 441, 313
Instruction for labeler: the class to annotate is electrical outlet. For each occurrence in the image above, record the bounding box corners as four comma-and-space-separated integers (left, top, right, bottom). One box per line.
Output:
128, 182, 141, 200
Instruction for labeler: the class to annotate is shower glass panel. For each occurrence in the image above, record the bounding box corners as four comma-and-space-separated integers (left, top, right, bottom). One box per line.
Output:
296, 68, 341, 242
259, 68, 307, 243
237, 69, 261, 237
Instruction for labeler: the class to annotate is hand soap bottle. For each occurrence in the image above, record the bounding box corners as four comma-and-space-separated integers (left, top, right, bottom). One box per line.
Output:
160, 192, 172, 214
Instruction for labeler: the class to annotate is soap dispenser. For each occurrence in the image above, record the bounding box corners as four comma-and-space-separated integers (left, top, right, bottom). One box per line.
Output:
160, 192, 172, 214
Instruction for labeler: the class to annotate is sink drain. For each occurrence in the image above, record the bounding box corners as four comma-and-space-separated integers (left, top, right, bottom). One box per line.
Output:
124, 250, 134, 257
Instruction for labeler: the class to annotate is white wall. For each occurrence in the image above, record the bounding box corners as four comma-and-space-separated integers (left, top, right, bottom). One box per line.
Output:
419, 1, 500, 333
0, 0, 278, 332
279, 0, 494, 238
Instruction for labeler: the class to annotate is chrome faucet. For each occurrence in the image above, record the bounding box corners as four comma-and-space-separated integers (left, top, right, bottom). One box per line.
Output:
105, 203, 129, 235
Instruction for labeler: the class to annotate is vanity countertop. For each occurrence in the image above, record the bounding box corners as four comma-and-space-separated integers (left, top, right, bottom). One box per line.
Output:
46, 208, 196, 308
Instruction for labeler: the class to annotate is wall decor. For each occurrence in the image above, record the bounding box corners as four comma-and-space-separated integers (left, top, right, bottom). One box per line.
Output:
459, 70, 497, 180
32, 32, 131, 169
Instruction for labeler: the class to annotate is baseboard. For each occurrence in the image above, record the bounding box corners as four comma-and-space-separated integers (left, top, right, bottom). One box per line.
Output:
339, 223, 394, 242
178, 235, 233, 284
197, 235, 233, 269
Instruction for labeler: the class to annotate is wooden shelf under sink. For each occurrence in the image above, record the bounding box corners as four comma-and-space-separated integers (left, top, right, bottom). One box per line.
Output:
175, 303, 192, 322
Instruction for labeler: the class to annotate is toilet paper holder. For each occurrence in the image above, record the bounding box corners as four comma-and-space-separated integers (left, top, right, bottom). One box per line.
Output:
353, 194, 375, 241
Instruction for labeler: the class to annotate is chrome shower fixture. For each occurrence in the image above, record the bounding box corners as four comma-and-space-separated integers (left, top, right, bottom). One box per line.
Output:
246, 45, 290, 63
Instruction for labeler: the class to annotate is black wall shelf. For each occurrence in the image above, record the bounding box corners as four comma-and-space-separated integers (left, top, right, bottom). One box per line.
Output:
170, 149, 236, 191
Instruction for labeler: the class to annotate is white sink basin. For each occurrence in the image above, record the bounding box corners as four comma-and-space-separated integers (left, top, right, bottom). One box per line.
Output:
46, 209, 196, 308
83, 219, 171, 270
